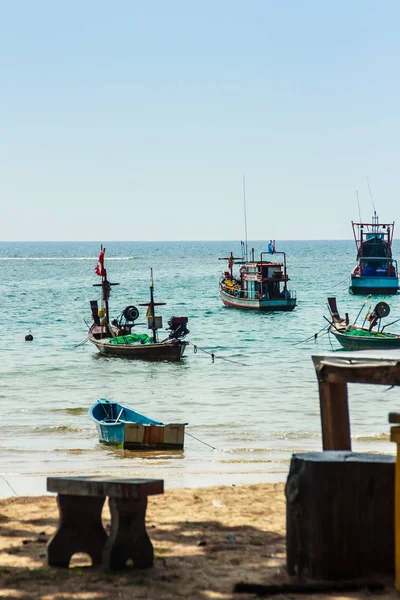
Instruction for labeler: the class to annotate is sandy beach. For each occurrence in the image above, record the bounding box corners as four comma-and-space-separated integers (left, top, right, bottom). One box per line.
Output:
0, 482, 396, 600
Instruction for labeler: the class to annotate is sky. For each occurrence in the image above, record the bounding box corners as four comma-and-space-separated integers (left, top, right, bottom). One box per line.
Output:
1, 0, 400, 241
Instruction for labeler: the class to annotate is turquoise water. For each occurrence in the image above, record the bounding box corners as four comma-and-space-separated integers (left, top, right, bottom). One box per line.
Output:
1, 240, 400, 497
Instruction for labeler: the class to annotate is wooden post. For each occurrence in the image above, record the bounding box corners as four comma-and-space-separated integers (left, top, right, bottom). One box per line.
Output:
318, 380, 351, 450
286, 452, 395, 579
389, 413, 400, 591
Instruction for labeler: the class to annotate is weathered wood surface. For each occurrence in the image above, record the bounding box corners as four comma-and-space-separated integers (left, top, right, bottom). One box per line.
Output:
46, 476, 164, 570
316, 362, 400, 386
47, 495, 107, 567
103, 497, 154, 570
286, 452, 395, 580
318, 380, 351, 450
124, 423, 185, 449
390, 425, 400, 592
47, 476, 164, 499
234, 580, 385, 595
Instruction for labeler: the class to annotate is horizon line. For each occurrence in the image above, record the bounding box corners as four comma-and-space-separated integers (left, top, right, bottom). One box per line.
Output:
0, 238, 392, 244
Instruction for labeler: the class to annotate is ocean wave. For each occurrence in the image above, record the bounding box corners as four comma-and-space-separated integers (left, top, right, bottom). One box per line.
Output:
0, 256, 135, 261
353, 432, 390, 442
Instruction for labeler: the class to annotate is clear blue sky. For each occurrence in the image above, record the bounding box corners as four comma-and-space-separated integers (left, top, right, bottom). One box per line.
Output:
1, 0, 399, 241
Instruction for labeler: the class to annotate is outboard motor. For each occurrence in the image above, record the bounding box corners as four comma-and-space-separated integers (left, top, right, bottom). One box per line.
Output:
167, 316, 189, 339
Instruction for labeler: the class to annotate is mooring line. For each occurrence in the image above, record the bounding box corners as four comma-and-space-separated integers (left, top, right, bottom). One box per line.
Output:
0, 475, 18, 497
186, 431, 216, 450
188, 341, 247, 366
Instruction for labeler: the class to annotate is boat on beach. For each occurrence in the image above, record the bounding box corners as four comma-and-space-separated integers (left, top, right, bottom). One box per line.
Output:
88, 247, 190, 361
219, 244, 296, 311
326, 296, 400, 350
89, 398, 186, 450
350, 211, 399, 295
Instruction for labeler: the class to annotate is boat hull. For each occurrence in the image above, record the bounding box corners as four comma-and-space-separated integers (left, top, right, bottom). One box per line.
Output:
89, 336, 187, 362
331, 329, 400, 351
89, 400, 185, 450
350, 276, 399, 295
219, 288, 296, 311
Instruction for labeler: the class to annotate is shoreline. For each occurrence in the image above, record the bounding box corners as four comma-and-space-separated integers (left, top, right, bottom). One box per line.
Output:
0, 470, 288, 500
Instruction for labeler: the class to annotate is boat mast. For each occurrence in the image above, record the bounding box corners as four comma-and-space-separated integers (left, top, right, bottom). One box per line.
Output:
93, 245, 119, 335
367, 177, 378, 232
139, 269, 166, 344
356, 190, 362, 222
149, 268, 157, 343
243, 175, 248, 261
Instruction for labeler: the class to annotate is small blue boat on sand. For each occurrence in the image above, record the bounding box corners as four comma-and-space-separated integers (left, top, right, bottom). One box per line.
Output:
89, 398, 186, 450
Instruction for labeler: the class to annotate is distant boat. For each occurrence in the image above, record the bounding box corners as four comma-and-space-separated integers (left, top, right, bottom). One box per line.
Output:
89, 398, 186, 450
219, 245, 297, 312
326, 296, 400, 350
88, 246, 190, 362
350, 212, 399, 295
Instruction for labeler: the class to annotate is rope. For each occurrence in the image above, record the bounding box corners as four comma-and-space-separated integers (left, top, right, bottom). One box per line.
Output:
75, 336, 90, 348
328, 330, 335, 350
186, 431, 216, 450
0, 475, 18, 496
327, 277, 349, 290
188, 342, 247, 366
292, 325, 329, 346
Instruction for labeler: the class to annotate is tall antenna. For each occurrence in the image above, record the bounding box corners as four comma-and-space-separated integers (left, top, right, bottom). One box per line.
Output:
366, 177, 376, 214
356, 189, 362, 222
242, 175, 248, 260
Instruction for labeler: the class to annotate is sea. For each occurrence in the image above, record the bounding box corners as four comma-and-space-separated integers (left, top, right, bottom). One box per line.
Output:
1, 239, 400, 498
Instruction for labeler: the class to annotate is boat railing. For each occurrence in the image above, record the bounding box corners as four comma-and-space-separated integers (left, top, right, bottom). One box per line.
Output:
359, 257, 395, 262
224, 289, 296, 301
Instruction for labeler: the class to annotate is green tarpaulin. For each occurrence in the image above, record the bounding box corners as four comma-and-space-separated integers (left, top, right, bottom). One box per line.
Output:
345, 328, 397, 339
108, 333, 152, 345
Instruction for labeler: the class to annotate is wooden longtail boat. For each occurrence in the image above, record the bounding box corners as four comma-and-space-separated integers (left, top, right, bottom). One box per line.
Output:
88, 247, 189, 362
350, 212, 399, 295
219, 245, 296, 312
326, 296, 400, 350
89, 398, 186, 450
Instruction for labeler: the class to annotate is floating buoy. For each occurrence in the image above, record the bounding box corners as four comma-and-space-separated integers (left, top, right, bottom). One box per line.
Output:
25, 333, 33, 341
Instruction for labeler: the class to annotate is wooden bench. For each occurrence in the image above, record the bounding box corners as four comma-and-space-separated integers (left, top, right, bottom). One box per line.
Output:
46, 476, 163, 570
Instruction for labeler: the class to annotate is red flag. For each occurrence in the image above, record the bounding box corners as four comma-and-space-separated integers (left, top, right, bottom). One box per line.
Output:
95, 248, 106, 276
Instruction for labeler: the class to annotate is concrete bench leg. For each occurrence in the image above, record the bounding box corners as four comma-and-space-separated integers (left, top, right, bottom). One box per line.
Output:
102, 496, 153, 570
47, 494, 108, 567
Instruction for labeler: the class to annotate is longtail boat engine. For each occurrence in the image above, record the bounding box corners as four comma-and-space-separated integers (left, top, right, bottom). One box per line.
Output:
111, 305, 140, 336
167, 316, 190, 339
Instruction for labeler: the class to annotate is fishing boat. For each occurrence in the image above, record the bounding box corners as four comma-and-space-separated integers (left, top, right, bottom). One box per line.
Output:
326, 296, 400, 350
350, 211, 399, 295
219, 244, 296, 311
88, 247, 189, 361
89, 398, 186, 450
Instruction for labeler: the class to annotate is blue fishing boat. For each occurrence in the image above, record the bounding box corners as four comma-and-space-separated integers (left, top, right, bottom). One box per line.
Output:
89, 398, 186, 450
350, 212, 399, 295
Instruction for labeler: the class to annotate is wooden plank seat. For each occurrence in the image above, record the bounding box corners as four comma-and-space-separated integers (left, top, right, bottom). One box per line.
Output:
46, 476, 163, 571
